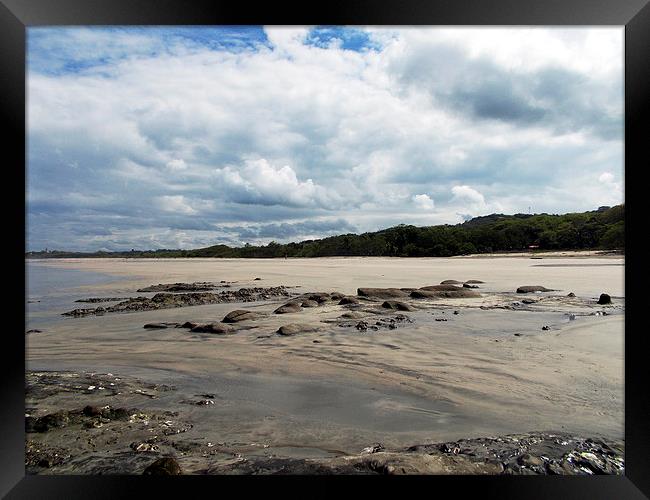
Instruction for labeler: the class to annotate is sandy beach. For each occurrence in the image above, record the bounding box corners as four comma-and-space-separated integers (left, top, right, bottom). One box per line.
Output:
25, 255, 624, 474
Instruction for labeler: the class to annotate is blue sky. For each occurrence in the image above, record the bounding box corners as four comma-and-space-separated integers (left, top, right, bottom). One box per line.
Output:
27, 27, 624, 252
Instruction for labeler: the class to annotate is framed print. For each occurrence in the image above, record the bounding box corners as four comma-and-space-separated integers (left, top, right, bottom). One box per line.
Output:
3, 0, 648, 497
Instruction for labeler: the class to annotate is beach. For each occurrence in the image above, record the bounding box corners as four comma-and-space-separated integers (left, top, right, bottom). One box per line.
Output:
25, 254, 625, 474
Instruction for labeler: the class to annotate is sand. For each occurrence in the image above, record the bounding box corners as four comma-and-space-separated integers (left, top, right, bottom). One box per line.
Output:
25, 255, 624, 469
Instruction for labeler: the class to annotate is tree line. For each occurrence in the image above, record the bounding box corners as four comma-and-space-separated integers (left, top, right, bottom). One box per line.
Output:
26, 204, 624, 259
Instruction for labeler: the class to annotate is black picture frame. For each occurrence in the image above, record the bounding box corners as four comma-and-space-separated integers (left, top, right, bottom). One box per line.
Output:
3, 0, 648, 497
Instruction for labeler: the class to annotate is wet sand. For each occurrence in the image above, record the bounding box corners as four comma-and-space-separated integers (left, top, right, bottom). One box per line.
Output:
25, 256, 624, 474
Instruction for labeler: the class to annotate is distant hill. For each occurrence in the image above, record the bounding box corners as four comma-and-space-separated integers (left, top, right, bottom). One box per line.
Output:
26, 204, 624, 259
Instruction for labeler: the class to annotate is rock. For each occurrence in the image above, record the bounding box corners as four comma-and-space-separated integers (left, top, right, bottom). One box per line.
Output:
542, 326, 550, 331
567, 292, 576, 297
179, 321, 199, 329
465, 280, 484, 284
410, 289, 480, 299
463, 283, 479, 289
63, 287, 291, 317
26, 329, 42, 334
440, 280, 463, 284
26, 411, 70, 433
254, 277, 262, 281
83, 405, 103, 417
300, 299, 320, 308
277, 324, 318, 336
381, 301, 415, 311
274, 302, 303, 314
357, 288, 408, 299
453, 310, 459, 315
340, 311, 363, 319
137, 282, 216, 292
355, 321, 369, 331
143, 322, 180, 329
521, 299, 536, 304
597, 293, 611, 305
222, 310, 263, 323
516, 286, 554, 293
301, 293, 331, 303
330, 292, 345, 301
339, 296, 360, 305
143, 457, 182, 475
190, 323, 235, 335
421, 284, 466, 291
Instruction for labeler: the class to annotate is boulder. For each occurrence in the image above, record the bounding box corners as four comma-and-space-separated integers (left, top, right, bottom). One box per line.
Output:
597, 293, 611, 305
300, 299, 320, 308
143, 457, 182, 475
190, 323, 235, 335
410, 289, 480, 299
440, 280, 463, 285
222, 310, 263, 323
516, 286, 554, 293
143, 322, 180, 329
274, 302, 302, 314
330, 292, 345, 301
179, 321, 199, 329
462, 283, 479, 289
339, 296, 360, 305
381, 301, 415, 312
567, 292, 576, 297
420, 284, 465, 291
465, 280, 485, 284
302, 293, 331, 303
357, 288, 408, 299
340, 311, 364, 319
277, 324, 318, 336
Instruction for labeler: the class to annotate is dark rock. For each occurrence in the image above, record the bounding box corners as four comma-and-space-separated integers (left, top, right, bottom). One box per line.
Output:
421, 284, 466, 291
75, 297, 129, 303
597, 293, 611, 305
410, 289, 480, 299
339, 296, 360, 305
463, 283, 479, 289
190, 323, 235, 335
254, 277, 262, 281
381, 301, 415, 311
300, 299, 320, 308
143, 457, 182, 475
542, 326, 550, 331
26, 411, 70, 433
357, 288, 408, 299
330, 292, 345, 301
440, 280, 463, 284
143, 322, 180, 329
521, 299, 536, 304
63, 287, 290, 317
567, 292, 576, 297
274, 302, 303, 314
26, 329, 42, 334
301, 293, 331, 303
453, 310, 459, 315
465, 280, 484, 284
355, 321, 369, 331
516, 286, 554, 293
83, 405, 102, 417
277, 324, 318, 336
222, 310, 263, 323
179, 321, 199, 329
137, 282, 215, 292
340, 311, 363, 319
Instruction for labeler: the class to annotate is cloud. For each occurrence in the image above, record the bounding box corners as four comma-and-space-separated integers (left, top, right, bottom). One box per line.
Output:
599, 172, 614, 184
26, 27, 624, 251
412, 194, 435, 210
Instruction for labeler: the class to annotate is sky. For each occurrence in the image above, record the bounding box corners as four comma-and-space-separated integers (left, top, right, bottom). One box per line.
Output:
26, 26, 624, 252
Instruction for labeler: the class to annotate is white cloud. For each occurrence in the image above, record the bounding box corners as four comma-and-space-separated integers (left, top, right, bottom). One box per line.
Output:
156, 195, 197, 215
26, 27, 624, 250
599, 172, 614, 183
412, 194, 434, 210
